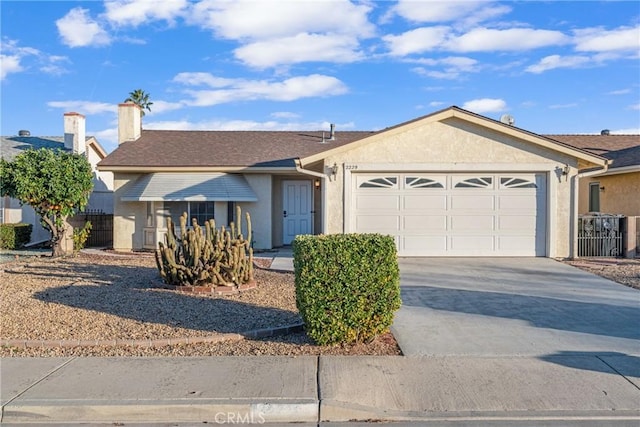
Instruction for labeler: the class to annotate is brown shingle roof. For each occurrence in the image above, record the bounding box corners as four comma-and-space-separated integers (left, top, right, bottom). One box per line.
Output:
98, 129, 374, 168
546, 135, 640, 169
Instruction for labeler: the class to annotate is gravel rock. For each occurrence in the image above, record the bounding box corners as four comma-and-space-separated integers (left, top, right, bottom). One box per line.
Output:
0, 252, 401, 357
565, 258, 640, 290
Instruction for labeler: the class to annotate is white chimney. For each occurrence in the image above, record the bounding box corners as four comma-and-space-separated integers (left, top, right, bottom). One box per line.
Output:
64, 112, 86, 155
118, 101, 141, 145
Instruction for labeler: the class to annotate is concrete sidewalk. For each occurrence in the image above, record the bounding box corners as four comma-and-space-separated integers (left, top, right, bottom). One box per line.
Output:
2, 355, 639, 424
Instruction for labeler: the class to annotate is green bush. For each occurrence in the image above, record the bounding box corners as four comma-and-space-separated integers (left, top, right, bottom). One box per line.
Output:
293, 233, 401, 345
73, 221, 92, 253
0, 223, 33, 249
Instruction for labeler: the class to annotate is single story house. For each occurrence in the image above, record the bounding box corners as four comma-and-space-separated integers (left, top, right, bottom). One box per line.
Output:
99, 103, 611, 258
1, 113, 114, 245
548, 134, 639, 216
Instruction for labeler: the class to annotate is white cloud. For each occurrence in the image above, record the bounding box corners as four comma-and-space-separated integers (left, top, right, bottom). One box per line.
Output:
187, 0, 374, 67
104, 0, 188, 27
607, 88, 632, 95
146, 100, 185, 115
447, 27, 568, 52
40, 55, 71, 76
0, 54, 23, 80
56, 7, 110, 47
383, 27, 450, 56
173, 72, 236, 87
411, 56, 480, 79
462, 98, 507, 113
525, 54, 591, 73
385, 26, 568, 57
429, 101, 445, 107
389, 0, 509, 25
0, 39, 70, 80
175, 73, 348, 106
574, 26, 640, 52
611, 127, 640, 134
630, 103, 640, 111
271, 111, 300, 119
549, 103, 579, 109
47, 100, 116, 115
91, 127, 119, 153
235, 33, 363, 68
144, 118, 356, 137
189, 0, 374, 40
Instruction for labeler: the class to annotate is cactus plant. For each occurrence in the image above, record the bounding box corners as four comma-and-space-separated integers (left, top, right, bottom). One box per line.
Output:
155, 207, 254, 287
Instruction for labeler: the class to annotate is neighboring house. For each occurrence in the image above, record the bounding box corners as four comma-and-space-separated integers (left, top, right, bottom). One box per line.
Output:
547, 134, 640, 216
99, 103, 609, 258
1, 113, 114, 245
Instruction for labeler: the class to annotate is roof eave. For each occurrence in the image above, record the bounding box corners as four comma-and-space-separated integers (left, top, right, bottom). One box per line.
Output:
97, 165, 299, 173
589, 164, 640, 177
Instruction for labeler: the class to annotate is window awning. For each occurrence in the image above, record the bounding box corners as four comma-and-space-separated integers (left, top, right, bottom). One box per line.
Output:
121, 173, 258, 202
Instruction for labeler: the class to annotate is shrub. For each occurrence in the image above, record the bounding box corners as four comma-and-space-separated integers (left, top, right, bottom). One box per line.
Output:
293, 233, 401, 345
0, 223, 33, 249
155, 206, 253, 287
72, 221, 92, 253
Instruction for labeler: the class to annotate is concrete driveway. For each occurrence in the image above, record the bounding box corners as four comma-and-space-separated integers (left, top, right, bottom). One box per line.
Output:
391, 257, 640, 357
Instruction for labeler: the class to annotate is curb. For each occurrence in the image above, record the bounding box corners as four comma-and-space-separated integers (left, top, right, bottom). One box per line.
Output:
2, 400, 319, 424
0, 323, 304, 349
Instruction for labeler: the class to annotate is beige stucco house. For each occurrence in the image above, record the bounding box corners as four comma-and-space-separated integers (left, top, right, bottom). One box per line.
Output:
98, 103, 609, 258
1, 113, 114, 245
549, 134, 639, 216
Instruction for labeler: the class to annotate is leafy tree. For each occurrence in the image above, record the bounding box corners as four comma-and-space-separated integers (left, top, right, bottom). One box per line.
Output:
0, 149, 93, 257
124, 89, 153, 117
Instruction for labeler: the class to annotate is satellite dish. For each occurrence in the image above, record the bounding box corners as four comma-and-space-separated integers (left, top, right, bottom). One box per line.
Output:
500, 114, 515, 126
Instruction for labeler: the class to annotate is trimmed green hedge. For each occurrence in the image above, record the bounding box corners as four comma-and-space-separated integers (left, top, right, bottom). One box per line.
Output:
0, 223, 33, 249
293, 233, 401, 345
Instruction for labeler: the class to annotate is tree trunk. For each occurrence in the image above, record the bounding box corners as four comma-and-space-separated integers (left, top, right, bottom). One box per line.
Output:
51, 222, 74, 258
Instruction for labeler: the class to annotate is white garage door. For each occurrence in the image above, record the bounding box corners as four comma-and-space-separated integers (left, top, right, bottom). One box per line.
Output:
352, 173, 547, 256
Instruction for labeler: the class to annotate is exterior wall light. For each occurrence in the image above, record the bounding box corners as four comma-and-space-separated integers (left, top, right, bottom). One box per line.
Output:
331, 163, 339, 178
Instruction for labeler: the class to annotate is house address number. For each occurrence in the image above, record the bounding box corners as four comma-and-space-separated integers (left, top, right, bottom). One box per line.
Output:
345, 164, 358, 170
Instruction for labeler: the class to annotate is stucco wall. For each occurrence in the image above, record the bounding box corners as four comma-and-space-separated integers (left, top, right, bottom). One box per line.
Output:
112, 173, 146, 251
238, 174, 272, 250
322, 118, 578, 258
579, 172, 640, 216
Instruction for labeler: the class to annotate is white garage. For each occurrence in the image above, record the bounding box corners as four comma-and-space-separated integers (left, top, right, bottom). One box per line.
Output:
351, 172, 547, 257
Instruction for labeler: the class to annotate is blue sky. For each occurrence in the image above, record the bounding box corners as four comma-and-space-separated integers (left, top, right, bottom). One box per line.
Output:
1, 0, 639, 153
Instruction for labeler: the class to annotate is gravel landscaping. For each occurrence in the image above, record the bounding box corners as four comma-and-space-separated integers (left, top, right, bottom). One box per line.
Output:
0, 251, 401, 357
2, 250, 637, 358
564, 257, 640, 290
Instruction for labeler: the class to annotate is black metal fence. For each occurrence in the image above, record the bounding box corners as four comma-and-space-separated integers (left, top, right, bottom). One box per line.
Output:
69, 210, 113, 248
578, 214, 625, 257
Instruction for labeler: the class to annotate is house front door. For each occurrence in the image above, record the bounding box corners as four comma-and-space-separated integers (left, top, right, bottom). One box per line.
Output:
282, 180, 312, 245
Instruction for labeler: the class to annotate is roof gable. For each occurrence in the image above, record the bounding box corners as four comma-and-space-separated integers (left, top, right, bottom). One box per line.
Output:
300, 106, 608, 167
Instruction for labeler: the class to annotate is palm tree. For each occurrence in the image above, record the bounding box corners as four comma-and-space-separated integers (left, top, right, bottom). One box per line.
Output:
124, 89, 153, 117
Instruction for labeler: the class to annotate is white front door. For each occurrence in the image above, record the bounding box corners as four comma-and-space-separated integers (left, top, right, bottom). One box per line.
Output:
283, 180, 312, 245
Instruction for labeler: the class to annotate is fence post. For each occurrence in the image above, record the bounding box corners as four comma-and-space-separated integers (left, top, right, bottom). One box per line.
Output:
625, 216, 638, 258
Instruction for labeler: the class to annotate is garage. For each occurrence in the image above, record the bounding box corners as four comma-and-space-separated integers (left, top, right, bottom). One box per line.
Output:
351, 172, 547, 257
